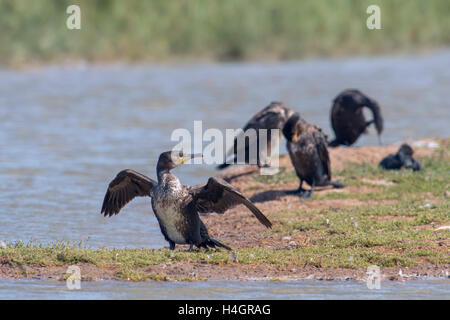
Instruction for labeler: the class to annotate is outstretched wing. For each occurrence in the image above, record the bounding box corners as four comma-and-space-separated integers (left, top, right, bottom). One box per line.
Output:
190, 177, 272, 228
101, 169, 156, 217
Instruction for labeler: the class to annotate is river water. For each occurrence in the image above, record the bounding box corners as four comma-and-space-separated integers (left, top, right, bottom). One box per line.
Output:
0, 51, 449, 299
0, 278, 448, 300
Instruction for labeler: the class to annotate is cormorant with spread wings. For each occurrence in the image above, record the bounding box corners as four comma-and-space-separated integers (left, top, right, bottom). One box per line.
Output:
101, 151, 272, 251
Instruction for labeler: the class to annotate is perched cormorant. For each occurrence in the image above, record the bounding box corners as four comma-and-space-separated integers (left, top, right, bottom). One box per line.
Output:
282, 113, 344, 198
329, 89, 384, 147
101, 151, 272, 251
218, 101, 294, 169
379, 144, 422, 171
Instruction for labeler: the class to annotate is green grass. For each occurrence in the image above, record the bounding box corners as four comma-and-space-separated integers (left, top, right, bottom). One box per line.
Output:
2, 232, 448, 273
256, 140, 450, 202
115, 267, 169, 281
2, 196, 449, 271
254, 142, 450, 267
1, 0, 450, 65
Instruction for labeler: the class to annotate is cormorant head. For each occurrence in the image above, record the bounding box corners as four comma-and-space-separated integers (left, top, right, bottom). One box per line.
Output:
398, 144, 414, 157
157, 150, 203, 172
282, 112, 302, 142
397, 144, 415, 167
366, 98, 383, 136
342, 89, 384, 137
268, 101, 285, 108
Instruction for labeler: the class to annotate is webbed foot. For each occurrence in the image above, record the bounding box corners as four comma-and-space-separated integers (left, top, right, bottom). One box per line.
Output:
299, 189, 313, 199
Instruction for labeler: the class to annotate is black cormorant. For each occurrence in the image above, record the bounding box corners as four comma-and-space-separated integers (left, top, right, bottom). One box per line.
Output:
282, 113, 344, 198
329, 89, 384, 147
379, 144, 422, 171
101, 151, 272, 251
218, 101, 294, 169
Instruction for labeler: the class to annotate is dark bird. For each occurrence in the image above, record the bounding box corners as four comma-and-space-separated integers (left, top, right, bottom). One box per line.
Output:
379, 144, 422, 171
282, 113, 344, 198
329, 89, 384, 147
218, 101, 294, 169
101, 151, 272, 251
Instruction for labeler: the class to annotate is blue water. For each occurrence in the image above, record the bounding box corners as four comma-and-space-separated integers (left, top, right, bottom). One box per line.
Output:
0, 278, 448, 300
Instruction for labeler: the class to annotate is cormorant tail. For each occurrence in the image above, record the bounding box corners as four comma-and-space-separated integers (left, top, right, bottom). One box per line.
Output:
328, 139, 340, 147
329, 180, 345, 188
217, 162, 231, 170
206, 238, 232, 251
217, 153, 240, 170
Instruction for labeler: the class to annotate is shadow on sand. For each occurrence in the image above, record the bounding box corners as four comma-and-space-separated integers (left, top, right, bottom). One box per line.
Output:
250, 187, 333, 203
250, 189, 293, 203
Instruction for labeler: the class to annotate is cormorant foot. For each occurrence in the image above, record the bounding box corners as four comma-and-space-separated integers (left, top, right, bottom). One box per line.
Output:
299, 190, 312, 199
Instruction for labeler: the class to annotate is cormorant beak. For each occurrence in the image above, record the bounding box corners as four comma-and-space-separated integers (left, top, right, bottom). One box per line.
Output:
177, 153, 203, 165
292, 132, 298, 142
404, 158, 413, 167
191, 153, 203, 159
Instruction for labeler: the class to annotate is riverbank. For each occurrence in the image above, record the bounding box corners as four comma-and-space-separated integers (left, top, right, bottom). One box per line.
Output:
0, 138, 448, 282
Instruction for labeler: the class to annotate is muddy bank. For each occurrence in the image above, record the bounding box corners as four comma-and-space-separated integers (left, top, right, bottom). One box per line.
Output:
0, 260, 448, 282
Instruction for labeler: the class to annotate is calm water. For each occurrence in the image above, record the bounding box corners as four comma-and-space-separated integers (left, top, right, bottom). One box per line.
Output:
0, 278, 448, 300
0, 51, 449, 299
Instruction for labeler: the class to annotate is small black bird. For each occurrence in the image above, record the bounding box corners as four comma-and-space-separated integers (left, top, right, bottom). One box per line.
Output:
379, 144, 422, 171
282, 113, 344, 198
101, 151, 272, 251
329, 89, 383, 147
218, 101, 294, 169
